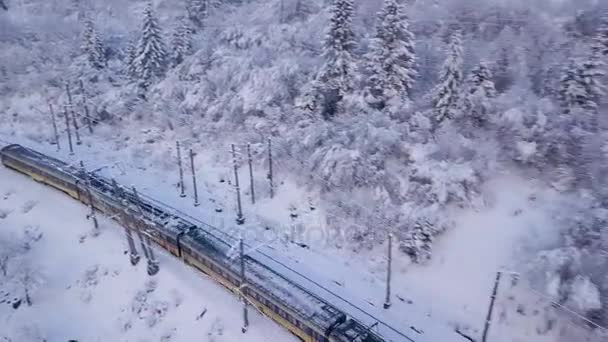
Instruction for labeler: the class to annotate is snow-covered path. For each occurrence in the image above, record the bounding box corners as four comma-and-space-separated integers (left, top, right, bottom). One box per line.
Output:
0, 165, 296, 342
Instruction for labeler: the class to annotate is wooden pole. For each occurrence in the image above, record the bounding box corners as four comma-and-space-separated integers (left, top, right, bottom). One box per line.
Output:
383, 233, 393, 309
232, 144, 245, 225
63, 105, 74, 155
48, 103, 60, 151
240, 238, 249, 333
79, 79, 94, 134
190, 149, 200, 207
247, 143, 255, 204
66, 83, 82, 145
177, 141, 186, 198
482, 271, 502, 342
267, 138, 274, 199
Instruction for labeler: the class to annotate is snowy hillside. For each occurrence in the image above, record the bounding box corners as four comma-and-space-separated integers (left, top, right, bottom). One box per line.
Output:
1, 0, 608, 341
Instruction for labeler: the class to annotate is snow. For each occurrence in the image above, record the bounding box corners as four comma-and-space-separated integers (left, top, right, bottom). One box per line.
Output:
0, 165, 296, 342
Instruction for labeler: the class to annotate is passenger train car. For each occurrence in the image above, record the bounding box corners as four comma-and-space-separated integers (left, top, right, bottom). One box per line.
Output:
0, 144, 386, 342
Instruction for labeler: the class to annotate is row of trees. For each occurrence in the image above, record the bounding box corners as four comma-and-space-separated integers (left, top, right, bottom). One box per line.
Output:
81, 1, 205, 89
308, 0, 498, 134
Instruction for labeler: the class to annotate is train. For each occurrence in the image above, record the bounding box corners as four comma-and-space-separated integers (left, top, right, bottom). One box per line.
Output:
1, 144, 389, 342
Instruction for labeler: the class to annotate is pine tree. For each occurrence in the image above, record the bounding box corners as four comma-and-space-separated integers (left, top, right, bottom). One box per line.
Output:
82, 18, 106, 69
559, 53, 604, 132
133, 3, 168, 89
187, 0, 209, 31
365, 0, 417, 110
171, 17, 194, 66
462, 62, 496, 127
400, 219, 434, 264
591, 13, 608, 58
317, 0, 357, 119
431, 30, 464, 126
126, 38, 138, 78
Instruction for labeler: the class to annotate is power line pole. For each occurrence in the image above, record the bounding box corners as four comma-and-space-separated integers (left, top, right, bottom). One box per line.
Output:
176, 141, 186, 198
247, 143, 255, 204
267, 138, 274, 199
48, 103, 60, 151
232, 144, 245, 225
240, 238, 249, 333
482, 271, 502, 342
80, 161, 99, 234
132, 186, 159, 276
190, 149, 200, 207
113, 178, 140, 266
65, 83, 82, 145
383, 233, 393, 309
79, 79, 94, 134
63, 105, 74, 155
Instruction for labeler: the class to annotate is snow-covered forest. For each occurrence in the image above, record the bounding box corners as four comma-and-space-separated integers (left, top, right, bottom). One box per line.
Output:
1, 0, 608, 339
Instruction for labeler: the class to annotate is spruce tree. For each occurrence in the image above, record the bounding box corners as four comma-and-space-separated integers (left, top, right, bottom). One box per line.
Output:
317, 0, 357, 119
462, 62, 496, 127
591, 13, 608, 58
431, 30, 464, 126
559, 52, 604, 132
171, 17, 194, 66
133, 3, 168, 89
126, 38, 138, 78
187, 0, 209, 31
365, 0, 417, 110
82, 18, 106, 69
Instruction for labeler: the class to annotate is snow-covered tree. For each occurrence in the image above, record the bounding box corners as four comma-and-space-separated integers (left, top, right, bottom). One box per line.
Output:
126, 38, 138, 78
462, 62, 496, 127
82, 17, 106, 69
171, 17, 193, 66
133, 3, 168, 89
591, 13, 608, 58
559, 52, 604, 130
317, 0, 357, 119
431, 30, 464, 126
400, 218, 434, 264
365, 0, 417, 110
187, 0, 209, 30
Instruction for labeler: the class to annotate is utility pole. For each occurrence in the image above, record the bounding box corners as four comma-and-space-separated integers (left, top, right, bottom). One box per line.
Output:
247, 143, 255, 204
190, 149, 200, 207
113, 179, 140, 265
176, 141, 186, 198
240, 238, 249, 333
63, 105, 74, 155
48, 103, 60, 151
80, 161, 99, 234
383, 233, 393, 309
132, 186, 159, 276
267, 138, 274, 199
66, 83, 82, 145
289, 205, 298, 244
232, 144, 245, 225
79, 79, 94, 134
482, 271, 502, 342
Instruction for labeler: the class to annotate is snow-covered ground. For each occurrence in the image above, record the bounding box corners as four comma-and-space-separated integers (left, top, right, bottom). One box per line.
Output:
0, 165, 296, 342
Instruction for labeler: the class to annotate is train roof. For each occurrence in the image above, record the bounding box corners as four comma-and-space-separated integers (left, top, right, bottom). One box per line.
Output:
179, 224, 346, 333
1, 144, 79, 178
